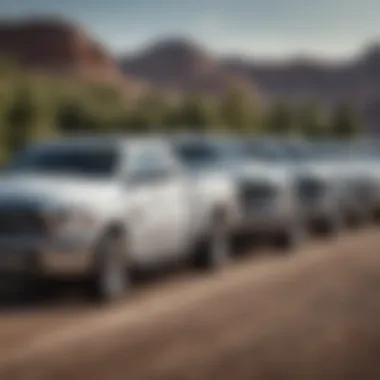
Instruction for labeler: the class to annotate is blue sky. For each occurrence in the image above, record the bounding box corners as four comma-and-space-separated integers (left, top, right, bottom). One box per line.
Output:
1, 0, 379, 60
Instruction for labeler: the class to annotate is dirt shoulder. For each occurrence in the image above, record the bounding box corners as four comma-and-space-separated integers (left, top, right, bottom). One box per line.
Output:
1, 229, 380, 379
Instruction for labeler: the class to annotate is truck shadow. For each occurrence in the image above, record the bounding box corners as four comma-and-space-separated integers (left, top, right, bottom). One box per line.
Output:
0, 242, 259, 313
0, 264, 197, 313
0, 278, 87, 312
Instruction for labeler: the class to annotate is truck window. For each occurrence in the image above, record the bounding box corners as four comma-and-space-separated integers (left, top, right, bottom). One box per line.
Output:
3, 144, 119, 178
130, 148, 175, 184
174, 142, 221, 167
243, 141, 282, 162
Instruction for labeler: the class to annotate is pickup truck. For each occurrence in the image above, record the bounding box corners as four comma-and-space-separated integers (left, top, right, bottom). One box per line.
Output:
241, 137, 344, 235
172, 135, 304, 251
0, 136, 237, 302
304, 140, 376, 227
264, 138, 375, 233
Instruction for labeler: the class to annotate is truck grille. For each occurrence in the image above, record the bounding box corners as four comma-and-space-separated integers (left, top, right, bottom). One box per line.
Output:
296, 177, 326, 202
350, 182, 373, 201
0, 208, 46, 237
239, 181, 277, 210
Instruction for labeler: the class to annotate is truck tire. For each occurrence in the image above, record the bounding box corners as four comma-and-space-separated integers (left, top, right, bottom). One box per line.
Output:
87, 231, 130, 303
192, 212, 231, 270
372, 207, 380, 224
273, 222, 305, 252
320, 213, 343, 238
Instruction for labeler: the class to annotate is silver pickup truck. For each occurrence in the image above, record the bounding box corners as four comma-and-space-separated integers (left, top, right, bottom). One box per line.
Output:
0, 136, 237, 302
172, 135, 303, 251
266, 138, 374, 233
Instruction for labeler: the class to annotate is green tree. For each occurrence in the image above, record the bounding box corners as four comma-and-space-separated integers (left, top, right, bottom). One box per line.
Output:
0, 56, 20, 80
125, 106, 156, 133
265, 101, 297, 136
160, 103, 181, 131
29, 80, 58, 141
140, 92, 170, 129
299, 102, 328, 138
55, 98, 90, 134
0, 79, 12, 124
117, 106, 138, 133
176, 95, 220, 132
4, 84, 38, 154
85, 84, 123, 106
0, 84, 12, 161
331, 103, 361, 138
219, 89, 257, 132
118, 92, 172, 133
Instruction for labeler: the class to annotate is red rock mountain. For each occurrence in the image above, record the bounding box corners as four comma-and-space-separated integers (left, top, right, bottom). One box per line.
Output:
223, 45, 380, 133
120, 38, 256, 96
121, 38, 380, 132
0, 17, 130, 86
1, 17, 379, 131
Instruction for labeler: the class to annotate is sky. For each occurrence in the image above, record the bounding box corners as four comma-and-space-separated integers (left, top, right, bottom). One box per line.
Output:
1, 0, 379, 60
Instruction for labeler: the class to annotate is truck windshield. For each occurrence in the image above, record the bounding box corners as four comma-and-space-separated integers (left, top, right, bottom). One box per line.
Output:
307, 141, 349, 161
174, 138, 248, 169
241, 140, 284, 162
3, 144, 119, 178
174, 141, 225, 167
278, 142, 313, 162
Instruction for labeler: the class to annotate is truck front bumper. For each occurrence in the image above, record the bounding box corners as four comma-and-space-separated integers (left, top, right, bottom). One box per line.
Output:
0, 239, 93, 278
234, 205, 295, 235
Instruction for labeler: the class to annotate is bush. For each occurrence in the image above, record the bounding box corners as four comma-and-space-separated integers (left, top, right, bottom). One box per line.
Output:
4, 84, 39, 154
0, 56, 366, 161
219, 89, 259, 132
331, 103, 360, 138
175, 95, 220, 131
265, 101, 298, 136
299, 103, 329, 138
55, 99, 89, 133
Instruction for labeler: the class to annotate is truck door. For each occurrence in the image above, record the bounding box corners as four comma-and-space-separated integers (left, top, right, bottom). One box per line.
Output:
125, 144, 190, 265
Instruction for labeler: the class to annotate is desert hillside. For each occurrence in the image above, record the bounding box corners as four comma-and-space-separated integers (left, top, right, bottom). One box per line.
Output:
120, 38, 256, 97
0, 17, 141, 91
122, 38, 380, 131
0, 16, 378, 131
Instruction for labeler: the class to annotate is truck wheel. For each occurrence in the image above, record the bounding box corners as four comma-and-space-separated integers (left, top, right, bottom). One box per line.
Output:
346, 210, 366, 229
87, 232, 130, 303
193, 215, 231, 270
321, 213, 343, 237
373, 208, 380, 224
273, 222, 305, 252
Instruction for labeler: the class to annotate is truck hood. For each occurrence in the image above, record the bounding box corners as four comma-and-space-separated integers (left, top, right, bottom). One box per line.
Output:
186, 161, 291, 186
293, 160, 345, 181
235, 162, 291, 184
0, 173, 119, 209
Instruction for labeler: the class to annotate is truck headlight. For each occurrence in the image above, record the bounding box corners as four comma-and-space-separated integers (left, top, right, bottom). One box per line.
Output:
295, 176, 328, 202
43, 205, 96, 233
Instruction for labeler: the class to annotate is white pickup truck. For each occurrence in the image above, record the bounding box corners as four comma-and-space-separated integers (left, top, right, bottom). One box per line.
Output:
0, 136, 238, 301
172, 135, 304, 250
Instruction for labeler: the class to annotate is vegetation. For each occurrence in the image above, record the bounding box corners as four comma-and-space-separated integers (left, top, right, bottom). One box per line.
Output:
265, 101, 297, 136
0, 60, 363, 161
330, 103, 361, 138
299, 102, 329, 138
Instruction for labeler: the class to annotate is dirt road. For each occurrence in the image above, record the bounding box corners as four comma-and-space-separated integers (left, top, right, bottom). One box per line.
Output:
1, 229, 380, 379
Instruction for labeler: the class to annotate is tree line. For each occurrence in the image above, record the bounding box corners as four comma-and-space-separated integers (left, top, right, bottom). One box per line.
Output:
0, 58, 361, 160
